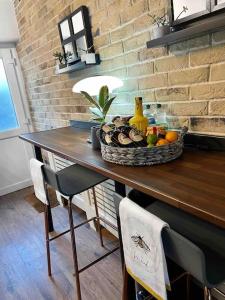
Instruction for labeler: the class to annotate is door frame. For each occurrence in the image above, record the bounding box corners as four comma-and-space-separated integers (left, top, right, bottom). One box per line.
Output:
0, 47, 33, 195
0, 48, 32, 139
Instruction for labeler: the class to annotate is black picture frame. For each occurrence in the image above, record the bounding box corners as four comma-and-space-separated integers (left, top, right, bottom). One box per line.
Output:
58, 6, 94, 63
171, 0, 211, 26
211, 0, 225, 11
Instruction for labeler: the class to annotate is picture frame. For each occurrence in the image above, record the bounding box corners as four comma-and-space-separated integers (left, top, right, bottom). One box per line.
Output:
171, 0, 211, 25
58, 6, 94, 63
63, 41, 77, 63
211, 0, 225, 11
59, 19, 71, 41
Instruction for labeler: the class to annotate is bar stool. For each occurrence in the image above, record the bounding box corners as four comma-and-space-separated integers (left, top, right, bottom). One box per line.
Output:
30, 159, 118, 300
113, 192, 225, 300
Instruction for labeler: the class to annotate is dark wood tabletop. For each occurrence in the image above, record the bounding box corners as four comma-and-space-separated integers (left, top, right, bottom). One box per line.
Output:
20, 126, 225, 229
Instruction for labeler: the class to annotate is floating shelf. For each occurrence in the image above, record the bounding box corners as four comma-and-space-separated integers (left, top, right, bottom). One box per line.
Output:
147, 12, 225, 48
55, 55, 100, 75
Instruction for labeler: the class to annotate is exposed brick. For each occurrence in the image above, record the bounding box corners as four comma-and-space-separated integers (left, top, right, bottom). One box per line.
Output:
133, 14, 153, 33
138, 47, 167, 61
127, 62, 154, 77
148, 0, 168, 10
166, 116, 189, 129
155, 87, 189, 101
139, 73, 167, 89
123, 32, 150, 52
111, 24, 134, 42
190, 117, 225, 134
190, 45, 225, 66
138, 90, 156, 102
210, 63, 225, 81
155, 55, 189, 73
100, 11, 121, 33
99, 42, 123, 58
120, 0, 149, 24
168, 102, 208, 116
94, 33, 110, 49
124, 51, 139, 65
191, 82, 225, 100
168, 67, 209, 85
14, 0, 225, 135
209, 100, 225, 115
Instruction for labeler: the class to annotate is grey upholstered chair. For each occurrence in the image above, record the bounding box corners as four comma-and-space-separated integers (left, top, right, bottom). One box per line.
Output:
31, 158, 118, 300
113, 192, 225, 300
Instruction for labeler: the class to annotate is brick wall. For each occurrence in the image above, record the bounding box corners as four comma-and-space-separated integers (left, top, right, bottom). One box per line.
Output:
14, 0, 225, 135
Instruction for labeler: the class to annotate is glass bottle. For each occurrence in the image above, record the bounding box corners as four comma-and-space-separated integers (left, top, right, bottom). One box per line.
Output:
143, 104, 156, 125
129, 97, 148, 134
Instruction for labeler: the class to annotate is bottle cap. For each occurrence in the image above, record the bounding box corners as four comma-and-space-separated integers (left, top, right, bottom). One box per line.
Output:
157, 104, 162, 108
145, 104, 151, 109
135, 97, 142, 101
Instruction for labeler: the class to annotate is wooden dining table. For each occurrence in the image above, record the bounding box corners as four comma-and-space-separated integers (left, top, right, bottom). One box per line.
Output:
20, 125, 225, 229
20, 125, 225, 299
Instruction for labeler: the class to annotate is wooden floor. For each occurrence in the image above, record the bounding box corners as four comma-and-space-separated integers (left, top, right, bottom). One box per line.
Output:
0, 187, 122, 300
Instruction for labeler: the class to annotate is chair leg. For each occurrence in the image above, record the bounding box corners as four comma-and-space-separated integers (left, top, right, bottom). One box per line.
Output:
186, 273, 191, 300
68, 197, 82, 300
92, 187, 104, 247
44, 204, 52, 276
204, 287, 211, 300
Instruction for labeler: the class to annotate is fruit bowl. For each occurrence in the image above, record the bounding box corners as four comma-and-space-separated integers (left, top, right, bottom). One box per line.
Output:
98, 126, 188, 166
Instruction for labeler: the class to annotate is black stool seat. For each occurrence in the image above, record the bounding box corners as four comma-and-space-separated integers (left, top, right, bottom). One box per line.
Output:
43, 164, 107, 196
146, 201, 225, 288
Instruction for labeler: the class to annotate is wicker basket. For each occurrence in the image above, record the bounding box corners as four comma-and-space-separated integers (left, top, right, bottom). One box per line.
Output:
98, 127, 188, 166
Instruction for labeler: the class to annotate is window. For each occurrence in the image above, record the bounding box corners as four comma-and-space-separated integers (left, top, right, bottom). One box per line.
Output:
0, 59, 19, 132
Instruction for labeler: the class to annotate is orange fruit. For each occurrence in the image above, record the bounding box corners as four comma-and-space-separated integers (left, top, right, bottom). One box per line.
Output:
165, 131, 178, 143
156, 139, 169, 146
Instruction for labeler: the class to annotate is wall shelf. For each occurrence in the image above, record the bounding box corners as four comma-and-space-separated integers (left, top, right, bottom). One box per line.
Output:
55, 57, 100, 75
147, 12, 225, 48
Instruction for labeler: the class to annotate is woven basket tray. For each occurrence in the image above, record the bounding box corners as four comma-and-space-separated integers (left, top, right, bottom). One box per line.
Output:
99, 127, 188, 166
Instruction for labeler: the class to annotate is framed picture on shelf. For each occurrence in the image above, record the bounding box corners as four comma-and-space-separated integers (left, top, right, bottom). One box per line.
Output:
71, 10, 85, 34
70, 6, 93, 51
59, 19, 71, 40
58, 6, 94, 64
63, 42, 77, 63
75, 35, 88, 57
171, 0, 211, 25
211, 0, 225, 11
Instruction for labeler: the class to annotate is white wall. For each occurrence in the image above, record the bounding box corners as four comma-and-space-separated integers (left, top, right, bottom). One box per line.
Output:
0, 0, 19, 43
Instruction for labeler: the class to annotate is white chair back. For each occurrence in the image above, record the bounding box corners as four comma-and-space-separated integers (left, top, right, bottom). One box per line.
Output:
30, 158, 48, 205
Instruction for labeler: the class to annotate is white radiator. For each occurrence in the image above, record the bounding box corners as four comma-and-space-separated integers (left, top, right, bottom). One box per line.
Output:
48, 152, 118, 236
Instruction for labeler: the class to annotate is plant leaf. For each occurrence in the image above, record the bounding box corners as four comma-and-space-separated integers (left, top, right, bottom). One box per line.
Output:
81, 91, 100, 109
89, 107, 104, 118
103, 96, 116, 115
98, 85, 109, 108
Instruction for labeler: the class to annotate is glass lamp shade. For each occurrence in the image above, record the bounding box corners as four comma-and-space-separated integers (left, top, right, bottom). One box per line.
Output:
72, 76, 123, 96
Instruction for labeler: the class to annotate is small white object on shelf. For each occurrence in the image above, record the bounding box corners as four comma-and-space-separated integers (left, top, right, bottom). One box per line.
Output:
81, 53, 97, 64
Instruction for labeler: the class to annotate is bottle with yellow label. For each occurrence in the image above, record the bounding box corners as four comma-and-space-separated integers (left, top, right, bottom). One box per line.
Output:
129, 97, 148, 135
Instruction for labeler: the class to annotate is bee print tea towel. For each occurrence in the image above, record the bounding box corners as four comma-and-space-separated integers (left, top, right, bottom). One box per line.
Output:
119, 197, 170, 300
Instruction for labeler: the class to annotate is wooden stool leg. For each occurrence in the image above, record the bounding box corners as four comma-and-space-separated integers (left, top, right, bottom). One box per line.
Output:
204, 287, 211, 300
44, 204, 51, 276
92, 187, 104, 247
68, 197, 82, 300
122, 266, 136, 300
186, 273, 191, 300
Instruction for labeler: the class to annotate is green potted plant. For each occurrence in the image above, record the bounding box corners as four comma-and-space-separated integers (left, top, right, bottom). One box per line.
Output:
81, 85, 116, 149
148, 13, 170, 39
149, 6, 188, 39
53, 51, 72, 70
